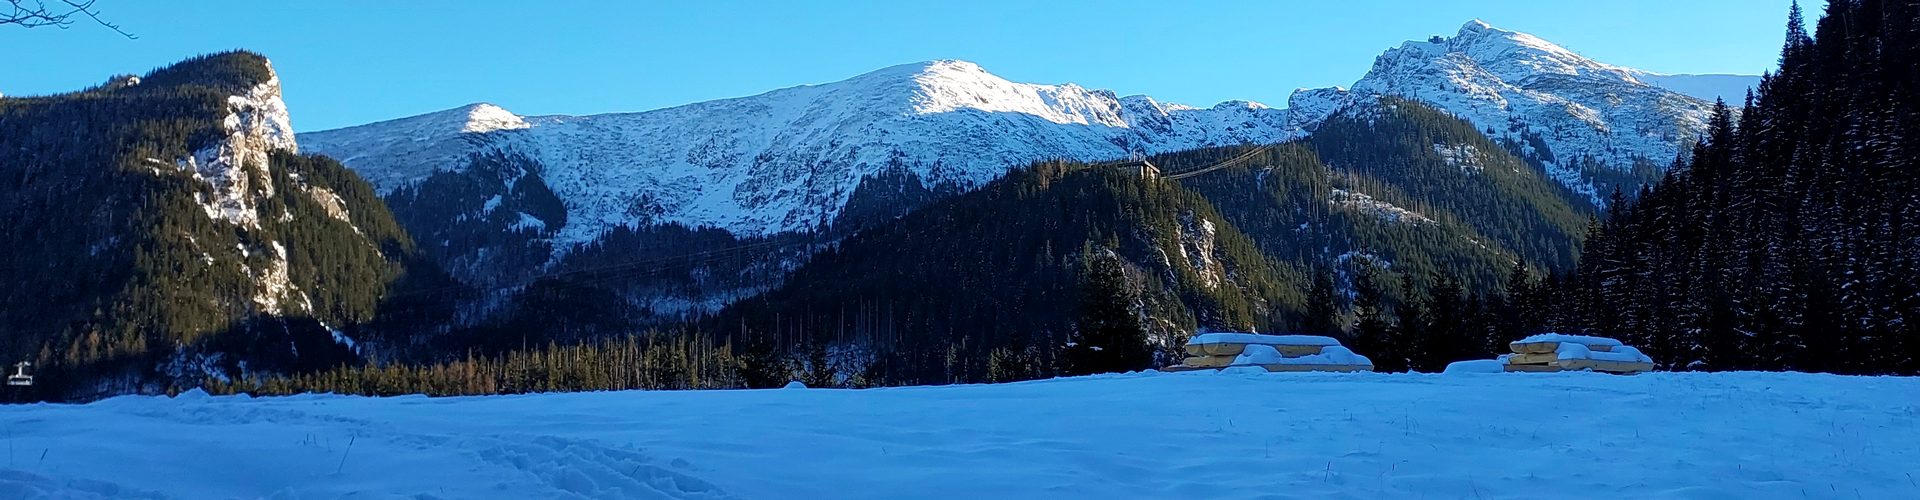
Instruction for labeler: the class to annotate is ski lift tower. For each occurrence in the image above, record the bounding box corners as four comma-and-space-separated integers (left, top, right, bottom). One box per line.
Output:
8, 361, 32, 387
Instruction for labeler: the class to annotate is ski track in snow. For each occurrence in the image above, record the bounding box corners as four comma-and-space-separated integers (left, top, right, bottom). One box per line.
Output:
0, 371, 1915, 499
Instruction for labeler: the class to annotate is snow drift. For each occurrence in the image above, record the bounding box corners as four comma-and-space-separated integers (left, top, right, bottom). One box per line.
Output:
1, 371, 1912, 498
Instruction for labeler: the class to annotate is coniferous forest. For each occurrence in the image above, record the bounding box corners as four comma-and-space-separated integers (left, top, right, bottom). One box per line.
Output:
1528, 0, 1920, 374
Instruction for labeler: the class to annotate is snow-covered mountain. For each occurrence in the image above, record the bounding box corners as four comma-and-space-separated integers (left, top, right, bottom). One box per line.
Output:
301, 20, 1741, 249
1296, 20, 1726, 203
303, 61, 1297, 246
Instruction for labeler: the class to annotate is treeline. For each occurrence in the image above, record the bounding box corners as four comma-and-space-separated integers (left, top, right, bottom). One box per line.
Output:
207, 333, 797, 396
1536, 1, 1920, 375
208, 246, 1244, 396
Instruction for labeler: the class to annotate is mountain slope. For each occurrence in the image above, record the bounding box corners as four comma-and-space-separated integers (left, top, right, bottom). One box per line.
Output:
1304, 96, 1593, 269
0, 52, 416, 398
1294, 20, 1725, 202
294, 20, 1738, 324
304, 23, 1735, 247
719, 162, 1309, 384
303, 61, 1300, 245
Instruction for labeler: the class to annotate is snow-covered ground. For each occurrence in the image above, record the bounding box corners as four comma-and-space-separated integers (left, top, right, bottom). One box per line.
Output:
2, 371, 1915, 499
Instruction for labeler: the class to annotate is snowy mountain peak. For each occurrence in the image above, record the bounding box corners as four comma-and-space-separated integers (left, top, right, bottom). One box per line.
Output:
1423, 19, 1634, 81
870, 59, 1131, 127
1213, 100, 1272, 111
456, 103, 530, 133
1319, 19, 1725, 203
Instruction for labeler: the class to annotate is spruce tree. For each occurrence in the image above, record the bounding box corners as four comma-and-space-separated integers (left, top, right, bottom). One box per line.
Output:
1303, 267, 1341, 336
1390, 271, 1428, 372
1348, 263, 1398, 372
1065, 251, 1151, 375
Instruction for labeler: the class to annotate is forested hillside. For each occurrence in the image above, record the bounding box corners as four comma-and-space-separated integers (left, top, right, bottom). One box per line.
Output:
719, 162, 1305, 385
0, 52, 418, 399
1175, 97, 1593, 293
1532, 1, 1920, 375
1309, 97, 1595, 269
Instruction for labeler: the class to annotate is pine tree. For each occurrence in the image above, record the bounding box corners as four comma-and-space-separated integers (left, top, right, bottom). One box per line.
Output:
1499, 259, 1537, 340
1064, 251, 1152, 375
1303, 267, 1341, 336
1349, 263, 1398, 372
1418, 273, 1470, 371
1390, 271, 1427, 372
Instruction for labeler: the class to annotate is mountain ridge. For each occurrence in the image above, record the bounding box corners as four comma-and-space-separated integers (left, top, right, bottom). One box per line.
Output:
304, 20, 1744, 248
301, 58, 1304, 245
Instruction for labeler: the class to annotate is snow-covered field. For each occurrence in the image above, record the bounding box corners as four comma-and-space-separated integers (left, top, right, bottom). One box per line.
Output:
1, 371, 1915, 499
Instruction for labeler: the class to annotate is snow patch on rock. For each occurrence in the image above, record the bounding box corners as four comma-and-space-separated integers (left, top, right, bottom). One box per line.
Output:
1331, 189, 1431, 225
1433, 143, 1485, 174
304, 185, 354, 226
1175, 211, 1223, 290
248, 240, 305, 316
176, 68, 299, 228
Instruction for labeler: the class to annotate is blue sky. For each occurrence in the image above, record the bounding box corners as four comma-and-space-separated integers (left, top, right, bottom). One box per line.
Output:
3, 0, 1799, 132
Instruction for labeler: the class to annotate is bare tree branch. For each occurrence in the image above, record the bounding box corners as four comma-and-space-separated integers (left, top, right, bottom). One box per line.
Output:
2, 0, 135, 38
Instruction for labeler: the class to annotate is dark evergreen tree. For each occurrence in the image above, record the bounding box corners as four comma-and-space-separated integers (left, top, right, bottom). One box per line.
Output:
1303, 267, 1342, 336
1064, 252, 1153, 375
1349, 262, 1400, 372
1388, 271, 1428, 372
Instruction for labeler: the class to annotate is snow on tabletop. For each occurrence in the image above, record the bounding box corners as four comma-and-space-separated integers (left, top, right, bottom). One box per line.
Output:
1556, 343, 1653, 363
1442, 359, 1506, 374
1231, 345, 1372, 366
1517, 333, 1625, 347
1188, 333, 1341, 346
1216, 365, 1269, 375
